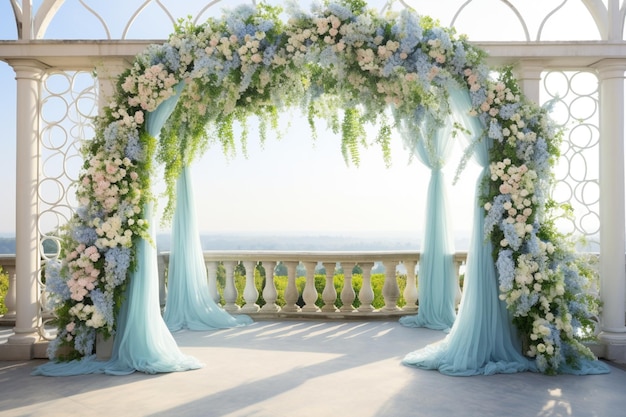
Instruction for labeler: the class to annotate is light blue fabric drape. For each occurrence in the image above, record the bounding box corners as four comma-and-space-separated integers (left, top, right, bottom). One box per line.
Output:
402, 87, 534, 375
33, 82, 203, 376
163, 165, 253, 331
399, 114, 457, 331
105, 202, 203, 374
402, 87, 610, 376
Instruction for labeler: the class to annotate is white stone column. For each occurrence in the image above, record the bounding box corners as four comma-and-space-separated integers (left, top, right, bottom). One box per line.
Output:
595, 60, 626, 359
514, 62, 544, 104
95, 59, 129, 108
2, 60, 47, 359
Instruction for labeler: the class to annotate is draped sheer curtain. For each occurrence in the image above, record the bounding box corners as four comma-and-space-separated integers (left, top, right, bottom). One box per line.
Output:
398, 114, 457, 331
163, 165, 253, 331
401, 86, 533, 375
33, 84, 203, 376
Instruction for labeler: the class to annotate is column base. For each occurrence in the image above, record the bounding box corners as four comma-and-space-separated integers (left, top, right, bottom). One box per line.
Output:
598, 330, 626, 362
0, 339, 49, 360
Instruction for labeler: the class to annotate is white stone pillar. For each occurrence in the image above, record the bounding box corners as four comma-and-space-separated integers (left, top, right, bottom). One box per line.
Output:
95, 59, 129, 108
514, 62, 544, 104
595, 60, 626, 359
3, 60, 47, 358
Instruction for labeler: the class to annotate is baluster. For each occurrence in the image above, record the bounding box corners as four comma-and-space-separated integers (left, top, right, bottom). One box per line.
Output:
339, 262, 356, 312
454, 257, 464, 307
241, 260, 260, 313
282, 261, 300, 312
157, 253, 167, 310
381, 260, 400, 311
206, 261, 220, 304
403, 260, 418, 312
321, 262, 338, 312
223, 261, 240, 312
260, 261, 280, 312
357, 262, 375, 312
302, 261, 320, 312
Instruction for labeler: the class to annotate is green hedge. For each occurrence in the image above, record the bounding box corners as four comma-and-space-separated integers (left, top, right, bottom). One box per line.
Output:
0, 267, 8, 315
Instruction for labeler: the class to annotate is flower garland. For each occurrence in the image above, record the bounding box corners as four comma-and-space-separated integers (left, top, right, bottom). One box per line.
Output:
44, 0, 601, 374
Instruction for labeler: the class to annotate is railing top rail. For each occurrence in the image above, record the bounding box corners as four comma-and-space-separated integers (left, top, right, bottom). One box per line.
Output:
158, 250, 469, 264
0, 255, 16, 264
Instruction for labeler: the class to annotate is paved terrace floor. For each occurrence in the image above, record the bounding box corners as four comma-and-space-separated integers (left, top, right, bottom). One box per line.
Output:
1, 320, 625, 417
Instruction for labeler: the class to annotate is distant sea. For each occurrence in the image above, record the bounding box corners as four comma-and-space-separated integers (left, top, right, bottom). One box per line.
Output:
155, 231, 472, 252
0, 231, 473, 254
0, 231, 600, 255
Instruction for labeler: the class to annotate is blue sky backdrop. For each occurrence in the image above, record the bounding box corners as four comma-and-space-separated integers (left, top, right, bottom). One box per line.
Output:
1, 0, 597, 237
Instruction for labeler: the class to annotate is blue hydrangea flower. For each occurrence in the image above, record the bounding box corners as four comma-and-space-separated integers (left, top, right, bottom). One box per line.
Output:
484, 194, 510, 236
499, 103, 520, 120
104, 246, 132, 287
501, 221, 522, 251
488, 119, 504, 142
45, 259, 71, 304
326, 3, 354, 20
73, 324, 95, 356
125, 129, 144, 162
103, 122, 120, 153
398, 9, 423, 53
513, 291, 539, 316
72, 225, 98, 246
496, 249, 515, 292
90, 288, 114, 328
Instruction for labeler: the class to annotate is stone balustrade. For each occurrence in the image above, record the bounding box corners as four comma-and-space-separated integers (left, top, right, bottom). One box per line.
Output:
0, 251, 470, 324
0, 255, 16, 325
157, 251, 469, 318
0, 250, 603, 323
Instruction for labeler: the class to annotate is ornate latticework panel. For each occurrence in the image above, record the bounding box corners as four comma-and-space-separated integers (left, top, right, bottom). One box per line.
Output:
542, 70, 600, 251
38, 71, 98, 255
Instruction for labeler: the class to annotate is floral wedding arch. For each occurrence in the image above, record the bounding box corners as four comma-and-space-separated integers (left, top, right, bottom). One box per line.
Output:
42, 0, 605, 375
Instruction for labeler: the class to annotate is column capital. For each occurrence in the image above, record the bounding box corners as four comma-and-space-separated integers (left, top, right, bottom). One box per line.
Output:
6, 58, 49, 75
592, 59, 626, 79
513, 60, 546, 78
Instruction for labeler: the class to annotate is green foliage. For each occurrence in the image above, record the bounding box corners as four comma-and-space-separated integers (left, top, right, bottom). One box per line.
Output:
341, 107, 367, 166
0, 266, 7, 315
332, 0, 368, 14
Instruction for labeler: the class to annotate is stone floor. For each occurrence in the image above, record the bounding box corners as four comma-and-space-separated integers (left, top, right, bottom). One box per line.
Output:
1, 320, 625, 417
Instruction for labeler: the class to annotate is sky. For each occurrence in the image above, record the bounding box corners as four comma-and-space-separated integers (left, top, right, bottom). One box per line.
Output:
0, 0, 601, 238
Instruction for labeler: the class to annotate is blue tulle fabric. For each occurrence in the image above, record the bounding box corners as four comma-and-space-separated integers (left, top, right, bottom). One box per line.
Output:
402, 86, 610, 376
399, 115, 457, 331
402, 86, 534, 375
163, 166, 253, 331
33, 82, 203, 376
